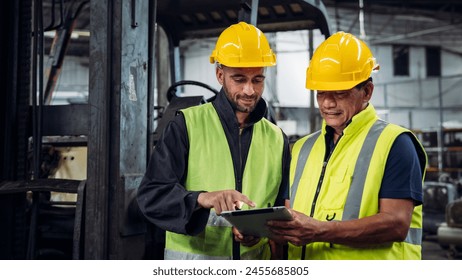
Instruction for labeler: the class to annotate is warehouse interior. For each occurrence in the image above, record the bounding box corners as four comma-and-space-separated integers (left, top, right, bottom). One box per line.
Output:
0, 0, 461, 260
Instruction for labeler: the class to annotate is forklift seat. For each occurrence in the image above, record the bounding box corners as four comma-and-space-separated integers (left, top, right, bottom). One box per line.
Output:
152, 80, 219, 145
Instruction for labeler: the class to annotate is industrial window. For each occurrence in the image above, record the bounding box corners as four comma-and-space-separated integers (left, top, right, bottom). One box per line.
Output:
426, 47, 441, 77
393, 45, 409, 76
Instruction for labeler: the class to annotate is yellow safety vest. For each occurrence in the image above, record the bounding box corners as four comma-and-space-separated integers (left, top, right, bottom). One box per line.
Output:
165, 103, 284, 259
289, 104, 427, 260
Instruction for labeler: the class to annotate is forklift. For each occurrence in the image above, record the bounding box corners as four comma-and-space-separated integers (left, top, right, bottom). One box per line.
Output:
0, 0, 330, 259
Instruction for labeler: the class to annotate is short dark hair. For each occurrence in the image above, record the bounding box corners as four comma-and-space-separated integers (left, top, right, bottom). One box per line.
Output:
354, 77, 373, 90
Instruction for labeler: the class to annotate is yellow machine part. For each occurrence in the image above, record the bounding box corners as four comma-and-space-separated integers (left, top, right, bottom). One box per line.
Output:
49, 146, 87, 203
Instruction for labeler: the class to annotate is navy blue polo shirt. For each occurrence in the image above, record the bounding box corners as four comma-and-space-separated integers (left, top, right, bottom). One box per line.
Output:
379, 133, 423, 205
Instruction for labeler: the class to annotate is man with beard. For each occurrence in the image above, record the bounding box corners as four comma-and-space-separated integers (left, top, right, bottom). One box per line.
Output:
137, 22, 290, 260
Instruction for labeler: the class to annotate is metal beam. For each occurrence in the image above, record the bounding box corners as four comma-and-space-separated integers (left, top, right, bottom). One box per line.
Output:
87, 0, 111, 259
87, 0, 149, 259
370, 23, 462, 45
238, 0, 259, 25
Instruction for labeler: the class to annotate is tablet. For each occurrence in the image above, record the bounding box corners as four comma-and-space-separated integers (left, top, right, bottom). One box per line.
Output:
220, 206, 292, 238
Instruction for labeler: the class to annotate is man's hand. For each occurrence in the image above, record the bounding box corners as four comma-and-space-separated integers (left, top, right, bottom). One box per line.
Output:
197, 190, 255, 214
267, 209, 321, 246
232, 227, 260, 247
267, 199, 416, 247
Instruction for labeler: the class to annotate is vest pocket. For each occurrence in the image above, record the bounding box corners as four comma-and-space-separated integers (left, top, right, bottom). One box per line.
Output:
329, 165, 349, 183
319, 166, 351, 209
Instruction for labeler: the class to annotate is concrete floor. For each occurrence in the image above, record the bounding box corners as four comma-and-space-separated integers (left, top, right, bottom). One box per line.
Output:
422, 237, 462, 260
422, 240, 450, 260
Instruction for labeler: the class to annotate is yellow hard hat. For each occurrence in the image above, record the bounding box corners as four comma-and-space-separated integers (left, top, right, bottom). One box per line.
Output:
210, 22, 276, 67
306, 31, 379, 91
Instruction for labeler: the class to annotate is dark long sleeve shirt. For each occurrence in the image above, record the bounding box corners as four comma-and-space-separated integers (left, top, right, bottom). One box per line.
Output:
137, 89, 290, 235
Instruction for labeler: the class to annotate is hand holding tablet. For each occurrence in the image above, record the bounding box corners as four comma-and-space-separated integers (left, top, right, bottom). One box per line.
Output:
221, 206, 293, 238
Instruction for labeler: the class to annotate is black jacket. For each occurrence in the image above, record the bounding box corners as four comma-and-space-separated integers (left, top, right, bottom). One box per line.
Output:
137, 89, 290, 235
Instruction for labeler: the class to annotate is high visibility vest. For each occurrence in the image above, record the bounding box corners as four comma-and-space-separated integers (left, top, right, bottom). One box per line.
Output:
289, 104, 427, 260
165, 103, 284, 260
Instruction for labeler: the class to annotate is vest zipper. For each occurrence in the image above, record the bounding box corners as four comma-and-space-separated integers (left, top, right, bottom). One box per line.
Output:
309, 135, 342, 217
309, 161, 327, 217
233, 127, 244, 260
237, 127, 243, 192
302, 135, 341, 260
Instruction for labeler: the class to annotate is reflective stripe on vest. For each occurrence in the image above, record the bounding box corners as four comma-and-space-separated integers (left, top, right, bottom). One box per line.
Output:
165, 210, 267, 260
165, 210, 271, 260
291, 119, 422, 246
290, 131, 321, 208
343, 119, 388, 220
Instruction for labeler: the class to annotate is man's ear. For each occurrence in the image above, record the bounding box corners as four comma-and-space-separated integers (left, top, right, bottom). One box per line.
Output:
363, 82, 374, 101
216, 67, 224, 85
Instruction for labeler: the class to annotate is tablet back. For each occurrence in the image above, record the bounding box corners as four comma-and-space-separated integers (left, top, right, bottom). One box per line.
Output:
221, 206, 292, 238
